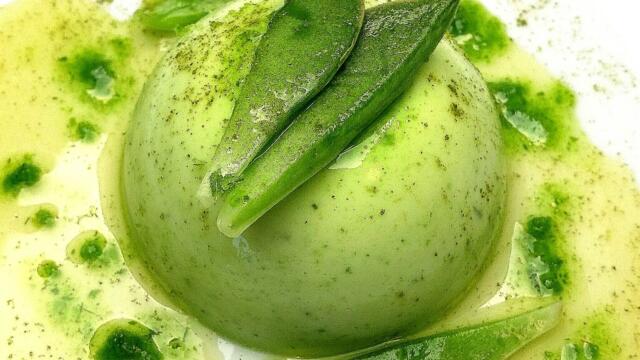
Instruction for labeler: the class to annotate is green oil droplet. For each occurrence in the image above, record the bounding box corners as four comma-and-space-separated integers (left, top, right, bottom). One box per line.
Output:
2, 155, 42, 196
67, 230, 108, 264
59, 50, 116, 103
37, 260, 60, 278
33, 206, 58, 228
168, 337, 183, 349
524, 216, 567, 295
90, 319, 162, 360
61, 50, 114, 88
449, 0, 510, 62
584, 342, 600, 359
69, 118, 100, 143
488, 79, 577, 152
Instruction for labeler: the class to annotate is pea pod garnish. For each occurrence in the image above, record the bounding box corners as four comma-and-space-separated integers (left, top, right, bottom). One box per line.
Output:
217, 0, 459, 238
204, 0, 365, 195
353, 301, 562, 360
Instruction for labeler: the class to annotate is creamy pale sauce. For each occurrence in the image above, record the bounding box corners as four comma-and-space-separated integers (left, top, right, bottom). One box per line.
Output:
0, 0, 639, 359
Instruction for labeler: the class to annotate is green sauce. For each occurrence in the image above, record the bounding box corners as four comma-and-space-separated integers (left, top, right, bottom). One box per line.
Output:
80, 235, 107, 262
33, 207, 57, 228
0, 0, 638, 359
90, 319, 163, 360
67, 231, 108, 264
60, 50, 115, 89
1, 155, 42, 196
57, 39, 133, 107
449, 0, 510, 62
37, 260, 60, 278
545, 309, 621, 359
69, 118, 100, 143
489, 79, 578, 152
524, 216, 567, 295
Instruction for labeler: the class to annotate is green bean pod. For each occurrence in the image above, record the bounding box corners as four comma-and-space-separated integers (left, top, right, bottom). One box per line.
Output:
218, 0, 459, 237
354, 302, 562, 360
206, 0, 365, 194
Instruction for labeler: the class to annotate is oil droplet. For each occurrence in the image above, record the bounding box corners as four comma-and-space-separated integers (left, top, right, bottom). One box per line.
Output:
66, 230, 107, 264
32, 205, 58, 229
58, 50, 116, 103
89, 319, 162, 360
68, 118, 101, 143
36, 260, 60, 278
168, 337, 183, 349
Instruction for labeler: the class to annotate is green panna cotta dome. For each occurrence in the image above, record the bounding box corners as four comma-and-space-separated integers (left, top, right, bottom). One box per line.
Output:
122, 1, 506, 357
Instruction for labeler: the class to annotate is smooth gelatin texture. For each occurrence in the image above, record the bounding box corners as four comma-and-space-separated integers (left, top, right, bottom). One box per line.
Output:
123, 2, 506, 357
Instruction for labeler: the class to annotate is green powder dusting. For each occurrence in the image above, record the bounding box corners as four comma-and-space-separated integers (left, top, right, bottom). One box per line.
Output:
170, 2, 274, 100
449, 0, 510, 62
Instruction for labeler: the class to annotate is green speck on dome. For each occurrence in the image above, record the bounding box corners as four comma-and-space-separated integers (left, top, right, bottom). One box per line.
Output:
90, 319, 163, 360
449, 0, 510, 62
2, 155, 42, 196
37, 260, 60, 278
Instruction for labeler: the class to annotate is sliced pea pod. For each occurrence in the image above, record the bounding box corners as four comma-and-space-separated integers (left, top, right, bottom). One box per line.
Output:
138, 0, 233, 32
217, 0, 459, 238
205, 0, 365, 194
353, 302, 562, 360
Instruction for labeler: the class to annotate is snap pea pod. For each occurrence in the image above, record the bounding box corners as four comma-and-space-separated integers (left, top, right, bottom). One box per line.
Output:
206, 0, 365, 194
138, 0, 232, 32
354, 302, 562, 360
217, 0, 459, 238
